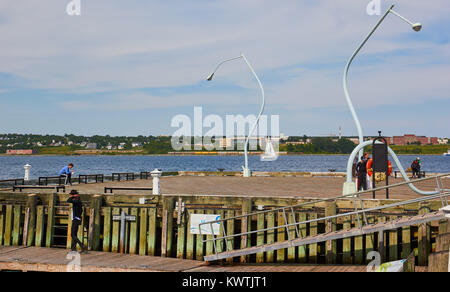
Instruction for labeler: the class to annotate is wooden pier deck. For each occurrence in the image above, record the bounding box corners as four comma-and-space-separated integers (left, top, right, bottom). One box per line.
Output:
0, 246, 369, 272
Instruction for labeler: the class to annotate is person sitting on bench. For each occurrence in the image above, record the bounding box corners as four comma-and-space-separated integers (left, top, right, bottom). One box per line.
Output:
59, 163, 74, 185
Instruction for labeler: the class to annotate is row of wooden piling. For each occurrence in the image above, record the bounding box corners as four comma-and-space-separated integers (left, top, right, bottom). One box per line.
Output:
0, 192, 448, 266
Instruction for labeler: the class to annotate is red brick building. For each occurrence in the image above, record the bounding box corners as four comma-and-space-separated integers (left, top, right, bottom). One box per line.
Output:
6, 149, 37, 155
389, 135, 439, 146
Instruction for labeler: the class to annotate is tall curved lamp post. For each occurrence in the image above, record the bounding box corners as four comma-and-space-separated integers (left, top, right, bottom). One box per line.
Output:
343, 4, 421, 161
206, 54, 265, 177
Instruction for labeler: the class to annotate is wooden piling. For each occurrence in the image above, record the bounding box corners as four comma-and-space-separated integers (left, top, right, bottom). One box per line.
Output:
0, 205, 4, 246
195, 209, 205, 261
90, 195, 102, 251
276, 211, 286, 263
287, 210, 296, 263
205, 210, 214, 257
401, 216, 412, 259
111, 207, 120, 253
147, 207, 157, 256
176, 208, 186, 259
4, 205, 13, 246
365, 215, 376, 259
25, 194, 37, 246
12, 205, 22, 246
185, 209, 195, 260
266, 211, 275, 263
35, 205, 44, 247
342, 215, 352, 264
388, 215, 399, 261
139, 208, 148, 256
418, 202, 431, 266
256, 212, 265, 263
225, 210, 235, 263
161, 197, 174, 257
309, 213, 318, 263
325, 201, 337, 264
297, 212, 307, 263
102, 207, 112, 252
45, 193, 56, 248
240, 199, 252, 263
129, 208, 138, 254
377, 216, 386, 263
354, 214, 364, 264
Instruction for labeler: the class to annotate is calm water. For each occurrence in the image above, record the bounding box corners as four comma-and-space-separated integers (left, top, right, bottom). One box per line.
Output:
0, 155, 449, 180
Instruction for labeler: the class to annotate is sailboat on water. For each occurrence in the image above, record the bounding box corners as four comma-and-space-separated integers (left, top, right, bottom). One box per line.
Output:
260, 138, 278, 161
444, 150, 450, 157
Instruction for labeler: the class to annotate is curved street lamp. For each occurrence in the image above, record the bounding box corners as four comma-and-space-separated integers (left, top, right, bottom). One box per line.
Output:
206, 54, 265, 177
343, 4, 422, 161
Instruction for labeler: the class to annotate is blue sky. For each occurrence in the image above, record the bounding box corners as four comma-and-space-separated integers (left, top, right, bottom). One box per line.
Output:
0, 0, 449, 137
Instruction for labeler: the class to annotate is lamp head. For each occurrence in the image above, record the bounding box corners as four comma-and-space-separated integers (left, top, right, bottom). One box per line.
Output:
206, 73, 214, 81
412, 23, 422, 32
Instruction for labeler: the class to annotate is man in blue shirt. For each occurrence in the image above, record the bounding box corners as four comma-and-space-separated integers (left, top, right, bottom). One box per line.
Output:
59, 163, 74, 185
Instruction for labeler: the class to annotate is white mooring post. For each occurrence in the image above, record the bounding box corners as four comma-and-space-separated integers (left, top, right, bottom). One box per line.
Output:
151, 169, 162, 195
24, 164, 31, 181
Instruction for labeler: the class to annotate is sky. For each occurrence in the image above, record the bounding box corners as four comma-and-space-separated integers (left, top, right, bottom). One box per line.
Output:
0, 0, 449, 138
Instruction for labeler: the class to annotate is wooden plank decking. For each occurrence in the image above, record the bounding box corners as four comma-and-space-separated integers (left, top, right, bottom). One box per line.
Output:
0, 246, 373, 272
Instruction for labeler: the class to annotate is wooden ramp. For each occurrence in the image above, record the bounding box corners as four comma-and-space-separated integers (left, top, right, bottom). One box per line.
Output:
0, 246, 372, 272
204, 211, 446, 261
0, 247, 207, 272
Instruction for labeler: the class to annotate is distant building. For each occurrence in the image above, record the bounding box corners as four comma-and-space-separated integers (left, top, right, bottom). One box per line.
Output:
390, 134, 439, 146
131, 142, 142, 148
86, 143, 97, 150
6, 149, 37, 155
438, 138, 449, 145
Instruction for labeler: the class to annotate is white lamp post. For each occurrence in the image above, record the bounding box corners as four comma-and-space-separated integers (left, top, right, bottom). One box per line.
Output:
206, 54, 265, 177
343, 4, 422, 161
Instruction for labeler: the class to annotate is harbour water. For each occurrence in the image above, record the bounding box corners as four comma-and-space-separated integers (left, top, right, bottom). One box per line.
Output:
0, 154, 448, 180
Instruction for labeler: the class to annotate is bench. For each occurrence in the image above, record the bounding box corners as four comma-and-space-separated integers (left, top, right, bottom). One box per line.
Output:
38, 176, 65, 186
104, 187, 153, 194
78, 174, 104, 184
112, 173, 135, 181
140, 172, 151, 180
0, 179, 25, 186
13, 185, 66, 193
394, 171, 426, 179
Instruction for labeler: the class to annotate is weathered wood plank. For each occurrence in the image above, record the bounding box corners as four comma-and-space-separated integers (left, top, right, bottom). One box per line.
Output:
342, 215, 352, 264
102, 207, 111, 252
297, 212, 307, 263
308, 213, 318, 263
256, 212, 265, 263
35, 206, 44, 247
388, 215, 399, 261
45, 194, 56, 248
176, 208, 186, 259
139, 208, 148, 255
147, 207, 157, 256
225, 210, 235, 264
195, 209, 205, 261
185, 209, 195, 260
0, 205, 4, 246
401, 216, 412, 259
12, 205, 22, 246
276, 211, 286, 263
325, 202, 337, 264
418, 202, 431, 266
354, 214, 363, 264
240, 199, 252, 263
129, 208, 138, 254
287, 210, 296, 263
111, 207, 120, 253
26, 195, 37, 246
266, 211, 275, 263
4, 205, 13, 246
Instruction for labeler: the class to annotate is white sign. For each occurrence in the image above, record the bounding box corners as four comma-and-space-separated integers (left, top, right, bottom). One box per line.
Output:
190, 214, 221, 235
374, 259, 406, 272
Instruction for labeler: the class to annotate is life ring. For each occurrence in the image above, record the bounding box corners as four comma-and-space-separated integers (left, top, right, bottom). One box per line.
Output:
367, 159, 392, 177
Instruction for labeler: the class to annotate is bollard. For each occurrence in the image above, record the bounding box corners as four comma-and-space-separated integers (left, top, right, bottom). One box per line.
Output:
151, 169, 162, 195
24, 164, 31, 181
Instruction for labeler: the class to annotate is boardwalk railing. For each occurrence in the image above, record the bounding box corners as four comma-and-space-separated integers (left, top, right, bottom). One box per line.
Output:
199, 173, 450, 261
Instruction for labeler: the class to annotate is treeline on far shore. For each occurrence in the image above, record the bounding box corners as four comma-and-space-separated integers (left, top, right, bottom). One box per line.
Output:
1, 135, 448, 155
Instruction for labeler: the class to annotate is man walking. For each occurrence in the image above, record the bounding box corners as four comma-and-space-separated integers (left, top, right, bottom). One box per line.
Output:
356, 152, 370, 191
59, 163, 74, 185
67, 190, 86, 253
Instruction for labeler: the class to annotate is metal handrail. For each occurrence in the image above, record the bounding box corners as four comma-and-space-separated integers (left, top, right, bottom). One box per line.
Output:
199, 173, 450, 250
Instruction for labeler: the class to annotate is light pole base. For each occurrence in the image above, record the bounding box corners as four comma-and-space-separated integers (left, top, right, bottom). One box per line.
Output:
243, 168, 252, 178
343, 181, 357, 195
